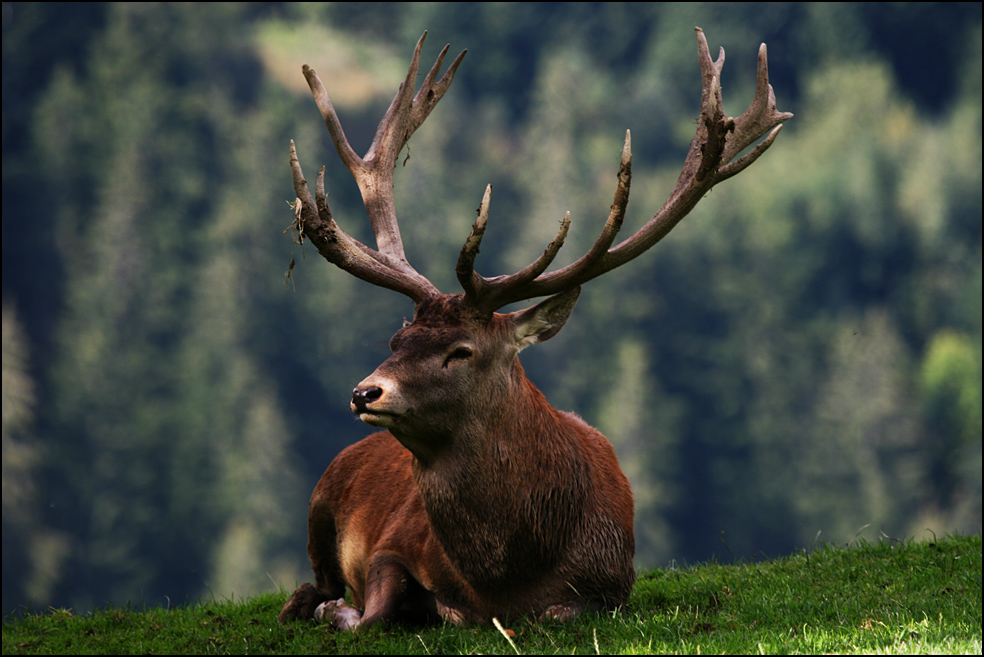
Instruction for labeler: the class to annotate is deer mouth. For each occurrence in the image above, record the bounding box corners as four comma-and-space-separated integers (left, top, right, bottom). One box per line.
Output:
356, 408, 402, 427
351, 397, 402, 426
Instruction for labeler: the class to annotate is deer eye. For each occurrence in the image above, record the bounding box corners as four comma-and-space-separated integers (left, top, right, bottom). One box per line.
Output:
443, 346, 473, 369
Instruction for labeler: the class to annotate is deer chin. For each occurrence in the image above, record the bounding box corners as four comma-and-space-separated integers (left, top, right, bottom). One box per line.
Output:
358, 410, 401, 428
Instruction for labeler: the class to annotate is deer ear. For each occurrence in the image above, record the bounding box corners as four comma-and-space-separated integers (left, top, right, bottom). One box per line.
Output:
509, 287, 581, 351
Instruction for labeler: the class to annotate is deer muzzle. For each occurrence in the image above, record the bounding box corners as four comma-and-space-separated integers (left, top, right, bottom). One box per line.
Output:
350, 378, 408, 428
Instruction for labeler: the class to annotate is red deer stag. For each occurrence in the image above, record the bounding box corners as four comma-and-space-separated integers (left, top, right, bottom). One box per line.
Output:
278, 28, 791, 629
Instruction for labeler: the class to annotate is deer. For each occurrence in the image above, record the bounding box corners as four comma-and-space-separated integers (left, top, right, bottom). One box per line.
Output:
277, 28, 791, 630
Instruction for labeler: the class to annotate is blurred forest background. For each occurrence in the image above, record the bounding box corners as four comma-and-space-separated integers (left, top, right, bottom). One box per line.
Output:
3, 2, 981, 615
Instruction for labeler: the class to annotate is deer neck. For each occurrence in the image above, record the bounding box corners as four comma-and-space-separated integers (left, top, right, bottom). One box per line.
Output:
408, 362, 584, 589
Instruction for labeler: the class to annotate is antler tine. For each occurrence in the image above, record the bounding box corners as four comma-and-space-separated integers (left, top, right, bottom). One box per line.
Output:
302, 65, 361, 173
721, 42, 794, 168
371, 33, 468, 173
456, 27, 791, 313
718, 42, 794, 179
366, 31, 425, 169
411, 43, 468, 134
529, 130, 632, 289
456, 185, 493, 301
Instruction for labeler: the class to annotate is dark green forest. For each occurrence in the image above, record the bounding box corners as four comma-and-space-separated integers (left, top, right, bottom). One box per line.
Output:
3, 2, 981, 615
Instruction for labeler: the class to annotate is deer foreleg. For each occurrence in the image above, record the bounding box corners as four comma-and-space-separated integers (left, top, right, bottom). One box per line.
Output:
320, 551, 439, 630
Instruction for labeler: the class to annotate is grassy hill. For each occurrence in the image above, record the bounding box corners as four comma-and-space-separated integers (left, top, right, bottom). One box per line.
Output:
4, 534, 981, 654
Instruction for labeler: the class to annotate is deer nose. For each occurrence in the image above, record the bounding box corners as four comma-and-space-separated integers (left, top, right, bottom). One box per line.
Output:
351, 386, 384, 413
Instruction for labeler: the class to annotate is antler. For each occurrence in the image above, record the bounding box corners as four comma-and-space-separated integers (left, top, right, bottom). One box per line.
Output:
456, 27, 793, 315
290, 31, 466, 303
291, 28, 790, 315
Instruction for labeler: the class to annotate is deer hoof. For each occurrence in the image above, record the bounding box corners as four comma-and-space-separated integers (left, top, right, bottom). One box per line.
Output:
315, 599, 363, 631
539, 600, 584, 622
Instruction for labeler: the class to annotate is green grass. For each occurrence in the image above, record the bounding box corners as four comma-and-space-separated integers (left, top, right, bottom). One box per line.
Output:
4, 534, 981, 654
